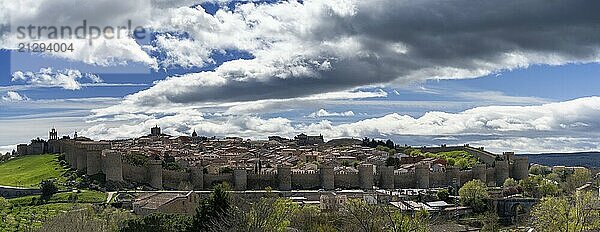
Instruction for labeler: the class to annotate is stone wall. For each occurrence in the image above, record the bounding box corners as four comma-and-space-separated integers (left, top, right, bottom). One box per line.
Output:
163, 169, 190, 189
55, 139, 527, 191
334, 173, 360, 189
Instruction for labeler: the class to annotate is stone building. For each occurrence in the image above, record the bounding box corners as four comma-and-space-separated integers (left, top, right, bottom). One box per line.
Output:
133, 191, 199, 216
294, 133, 324, 146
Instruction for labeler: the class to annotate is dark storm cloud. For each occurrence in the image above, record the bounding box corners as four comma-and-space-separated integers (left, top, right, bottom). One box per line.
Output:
128, 0, 600, 105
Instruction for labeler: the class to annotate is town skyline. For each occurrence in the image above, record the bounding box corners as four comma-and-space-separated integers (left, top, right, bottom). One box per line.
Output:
2, 1, 600, 154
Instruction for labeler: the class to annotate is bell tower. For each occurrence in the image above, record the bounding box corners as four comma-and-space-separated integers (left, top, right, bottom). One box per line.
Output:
49, 127, 58, 140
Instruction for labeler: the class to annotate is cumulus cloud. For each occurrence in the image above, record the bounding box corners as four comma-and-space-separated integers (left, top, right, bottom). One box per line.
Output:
1, 0, 159, 67
1, 91, 29, 102
77, 96, 600, 153
302, 97, 600, 138
113, 0, 600, 107
308, 109, 355, 118
153, 33, 214, 68
5, 0, 600, 102
11, 68, 103, 90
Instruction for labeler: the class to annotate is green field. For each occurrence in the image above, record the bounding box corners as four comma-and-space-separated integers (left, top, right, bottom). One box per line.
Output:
0, 154, 66, 188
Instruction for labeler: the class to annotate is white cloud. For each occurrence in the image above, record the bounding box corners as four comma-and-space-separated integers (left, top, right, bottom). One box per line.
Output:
153, 34, 214, 68
457, 91, 548, 104
75, 96, 600, 153
1, 91, 29, 102
11, 68, 103, 90
308, 109, 355, 118
111, 0, 600, 107
302, 97, 600, 138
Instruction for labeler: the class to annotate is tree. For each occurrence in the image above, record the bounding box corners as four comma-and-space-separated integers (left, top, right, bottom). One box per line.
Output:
385, 157, 400, 168
291, 205, 337, 232
503, 178, 519, 188
479, 210, 500, 232
459, 180, 489, 213
437, 189, 450, 202
190, 183, 232, 231
538, 180, 559, 197
341, 199, 428, 232
244, 198, 299, 231
530, 190, 600, 232
41, 206, 134, 232
562, 169, 591, 194
121, 213, 190, 232
502, 178, 521, 196
385, 139, 395, 149
40, 180, 58, 200
520, 177, 538, 197
529, 165, 551, 175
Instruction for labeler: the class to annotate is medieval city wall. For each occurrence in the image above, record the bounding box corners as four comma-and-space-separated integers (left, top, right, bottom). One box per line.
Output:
429, 171, 447, 187
123, 163, 147, 183
291, 171, 320, 189
394, 172, 416, 188
163, 169, 191, 189
53, 139, 528, 191
247, 173, 278, 190
334, 173, 360, 189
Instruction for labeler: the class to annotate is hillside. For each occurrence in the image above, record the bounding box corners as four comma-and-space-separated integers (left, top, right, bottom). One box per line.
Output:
0, 154, 66, 188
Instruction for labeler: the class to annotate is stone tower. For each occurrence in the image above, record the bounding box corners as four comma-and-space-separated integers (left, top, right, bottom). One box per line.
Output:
511, 156, 529, 180
415, 163, 430, 189
320, 164, 334, 190
358, 164, 374, 190
65, 141, 77, 169
148, 159, 163, 189
151, 125, 161, 136
446, 165, 460, 189
233, 168, 247, 191
494, 160, 509, 186
75, 143, 87, 173
191, 167, 204, 190
379, 166, 395, 189
277, 165, 291, 191
472, 164, 487, 183
102, 150, 123, 182
85, 142, 109, 176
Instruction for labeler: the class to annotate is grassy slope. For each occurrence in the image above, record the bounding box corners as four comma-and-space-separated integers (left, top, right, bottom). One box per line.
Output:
0, 154, 66, 188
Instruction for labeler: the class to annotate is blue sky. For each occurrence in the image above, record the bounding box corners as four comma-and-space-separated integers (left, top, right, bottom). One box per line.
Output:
2, 0, 600, 154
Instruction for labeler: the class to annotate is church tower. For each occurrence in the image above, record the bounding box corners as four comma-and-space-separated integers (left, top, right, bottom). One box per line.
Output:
49, 128, 58, 140
151, 125, 161, 136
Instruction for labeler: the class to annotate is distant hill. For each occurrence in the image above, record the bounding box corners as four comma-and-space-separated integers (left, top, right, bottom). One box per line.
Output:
518, 152, 600, 169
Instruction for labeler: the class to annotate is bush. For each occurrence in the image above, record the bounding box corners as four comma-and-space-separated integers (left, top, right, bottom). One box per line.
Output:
459, 180, 489, 213
40, 180, 58, 200
121, 213, 191, 232
437, 189, 450, 202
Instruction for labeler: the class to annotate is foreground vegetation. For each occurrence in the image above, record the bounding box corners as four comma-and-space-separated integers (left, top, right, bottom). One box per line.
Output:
0, 190, 110, 231
457, 164, 599, 231
119, 184, 429, 232
0, 154, 66, 188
